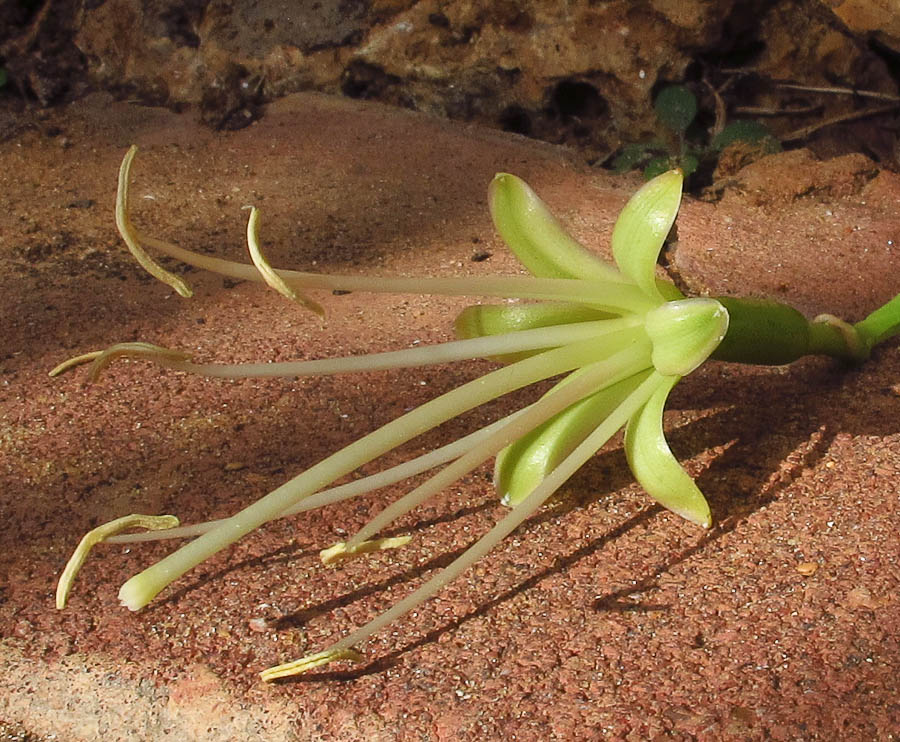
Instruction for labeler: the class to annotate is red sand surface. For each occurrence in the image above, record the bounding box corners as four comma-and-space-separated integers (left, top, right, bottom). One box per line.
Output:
0, 93, 898, 740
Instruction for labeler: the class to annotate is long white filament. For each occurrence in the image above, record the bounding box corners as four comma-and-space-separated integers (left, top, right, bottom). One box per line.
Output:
117, 335, 635, 610
144, 224, 655, 313
343, 349, 651, 550
106, 316, 642, 379
115, 146, 656, 315
107, 407, 532, 543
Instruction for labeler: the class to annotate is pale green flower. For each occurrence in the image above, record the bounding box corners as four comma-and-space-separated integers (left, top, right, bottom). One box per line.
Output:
55, 148, 730, 680
469, 171, 728, 525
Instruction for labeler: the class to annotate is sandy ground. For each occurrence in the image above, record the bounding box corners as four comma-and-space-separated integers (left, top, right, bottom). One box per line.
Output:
0, 92, 898, 740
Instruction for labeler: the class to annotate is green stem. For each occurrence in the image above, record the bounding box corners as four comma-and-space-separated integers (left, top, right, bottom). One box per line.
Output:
711, 296, 877, 366
854, 292, 900, 349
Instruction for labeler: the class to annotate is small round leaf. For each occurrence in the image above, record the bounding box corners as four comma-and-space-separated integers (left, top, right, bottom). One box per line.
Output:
653, 85, 698, 134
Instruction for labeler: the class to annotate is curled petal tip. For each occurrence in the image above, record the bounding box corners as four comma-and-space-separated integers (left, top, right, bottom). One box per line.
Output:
320, 535, 412, 566
115, 145, 193, 298
625, 375, 712, 527
246, 207, 326, 318
118, 580, 148, 612
56, 513, 179, 610
489, 172, 623, 281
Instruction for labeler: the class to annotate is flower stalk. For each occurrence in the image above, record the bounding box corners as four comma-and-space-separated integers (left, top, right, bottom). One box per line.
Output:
54, 146, 900, 680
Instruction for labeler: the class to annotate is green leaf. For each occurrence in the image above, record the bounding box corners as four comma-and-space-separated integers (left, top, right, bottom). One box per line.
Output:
653, 85, 697, 134
644, 153, 698, 181
679, 153, 699, 177
496, 369, 651, 506
711, 120, 781, 152
611, 143, 652, 173
489, 173, 624, 282
643, 155, 675, 181
624, 374, 711, 527
611, 169, 683, 302
644, 298, 729, 376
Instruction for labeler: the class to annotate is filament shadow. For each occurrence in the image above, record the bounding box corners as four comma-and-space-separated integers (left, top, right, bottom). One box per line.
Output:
259, 345, 900, 680
275, 506, 660, 683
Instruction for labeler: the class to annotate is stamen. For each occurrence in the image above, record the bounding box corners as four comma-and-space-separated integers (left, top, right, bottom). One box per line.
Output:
259, 648, 363, 682
320, 536, 413, 566
51, 343, 194, 381
49, 350, 104, 377
56, 513, 179, 609
107, 408, 533, 544
115, 336, 617, 611
115, 148, 655, 314
116, 145, 192, 298
60, 316, 640, 382
342, 340, 651, 551
246, 206, 324, 317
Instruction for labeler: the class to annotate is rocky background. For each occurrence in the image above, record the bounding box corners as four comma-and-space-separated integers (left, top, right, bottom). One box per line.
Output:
2, 3, 900, 740
2, 0, 899, 170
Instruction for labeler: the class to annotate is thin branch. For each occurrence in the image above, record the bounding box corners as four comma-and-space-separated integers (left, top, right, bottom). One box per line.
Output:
702, 76, 729, 137
0, 0, 54, 57
732, 104, 822, 117
776, 82, 900, 103
780, 104, 900, 143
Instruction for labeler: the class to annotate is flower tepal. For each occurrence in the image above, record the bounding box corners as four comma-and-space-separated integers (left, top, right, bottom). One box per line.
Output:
484, 171, 727, 525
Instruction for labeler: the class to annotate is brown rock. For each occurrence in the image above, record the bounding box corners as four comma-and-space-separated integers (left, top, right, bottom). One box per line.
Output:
823, 0, 900, 53
71, 1, 899, 151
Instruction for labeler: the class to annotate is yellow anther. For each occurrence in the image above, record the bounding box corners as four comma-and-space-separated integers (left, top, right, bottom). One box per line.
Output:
56, 513, 180, 609
320, 535, 412, 566
246, 206, 325, 318
116, 145, 193, 297
260, 648, 363, 681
